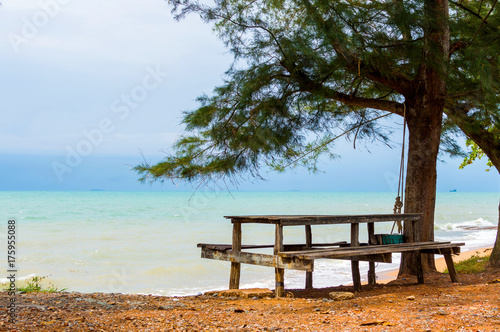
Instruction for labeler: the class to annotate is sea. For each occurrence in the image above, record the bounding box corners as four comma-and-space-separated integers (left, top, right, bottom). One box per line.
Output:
0, 191, 498, 296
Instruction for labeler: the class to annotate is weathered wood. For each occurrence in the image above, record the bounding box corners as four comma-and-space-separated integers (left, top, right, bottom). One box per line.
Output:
336, 253, 392, 263
275, 268, 285, 297
415, 250, 424, 284
274, 224, 285, 297
305, 225, 313, 289
229, 222, 242, 290
443, 253, 459, 283
201, 248, 313, 271
197, 241, 348, 251
199, 214, 464, 298
279, 242, 458, 259
225, 214, 422, 225
206, 247, 392, 264
421, 247, 461, 255
367, 222, 376, 285
286, 242, 347, 251
351, 223, 361, 292
305, 225, 312, 248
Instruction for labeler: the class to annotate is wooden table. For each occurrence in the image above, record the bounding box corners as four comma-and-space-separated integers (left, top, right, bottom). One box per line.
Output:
198, 214, 464, 297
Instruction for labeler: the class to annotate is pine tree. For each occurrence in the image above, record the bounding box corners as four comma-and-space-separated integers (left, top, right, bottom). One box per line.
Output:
136, 0, 499, 274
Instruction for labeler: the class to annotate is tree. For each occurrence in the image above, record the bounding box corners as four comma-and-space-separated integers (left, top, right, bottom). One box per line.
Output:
441, 0, 500, 267
456, 136, 500, 268
136, 0, 499, 274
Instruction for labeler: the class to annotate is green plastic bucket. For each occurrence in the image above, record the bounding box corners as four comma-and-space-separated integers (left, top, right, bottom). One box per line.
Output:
381, 234, 404, 244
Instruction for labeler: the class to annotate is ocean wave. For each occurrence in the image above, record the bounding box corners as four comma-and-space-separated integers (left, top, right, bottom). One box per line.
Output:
436, 218, 497, 232
0, 273, 37, 284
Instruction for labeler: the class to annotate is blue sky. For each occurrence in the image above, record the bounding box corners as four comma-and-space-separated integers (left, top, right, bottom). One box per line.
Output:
0, 0, 498, 192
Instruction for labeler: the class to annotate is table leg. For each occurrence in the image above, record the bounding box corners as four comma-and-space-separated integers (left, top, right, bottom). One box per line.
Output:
351, 223, 361, 292
367, 222, 376, 285
305, 225, 313, 289
415, 250, 424, 284
275, 268, 285, 297
229, 222, 241, 289
444, 252, 459, 283
274, 224, 284, 297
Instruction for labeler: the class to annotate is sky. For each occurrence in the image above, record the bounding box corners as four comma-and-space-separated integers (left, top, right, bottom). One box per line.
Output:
0, 0, 498, 192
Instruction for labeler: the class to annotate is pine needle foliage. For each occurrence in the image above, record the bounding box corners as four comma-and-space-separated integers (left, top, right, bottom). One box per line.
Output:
135, 0, 499, 186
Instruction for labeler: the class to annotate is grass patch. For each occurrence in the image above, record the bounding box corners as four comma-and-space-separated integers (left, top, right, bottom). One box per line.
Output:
444, 253, 490, 274
3, 276, 66, 293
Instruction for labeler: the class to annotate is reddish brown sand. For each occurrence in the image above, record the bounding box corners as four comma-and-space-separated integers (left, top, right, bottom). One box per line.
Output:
1, 250, 499, 331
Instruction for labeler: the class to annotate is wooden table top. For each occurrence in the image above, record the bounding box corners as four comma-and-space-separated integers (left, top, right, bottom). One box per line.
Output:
224, 213, 422, 225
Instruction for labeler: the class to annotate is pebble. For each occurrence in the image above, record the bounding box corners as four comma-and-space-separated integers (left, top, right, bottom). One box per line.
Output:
406, 295, 416, 301
329, 292, 355, 301
158, 305, 175, 310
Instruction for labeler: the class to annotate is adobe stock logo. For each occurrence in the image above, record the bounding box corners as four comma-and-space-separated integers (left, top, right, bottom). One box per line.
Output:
7, 0, 72, 53
51, 65, 168, 182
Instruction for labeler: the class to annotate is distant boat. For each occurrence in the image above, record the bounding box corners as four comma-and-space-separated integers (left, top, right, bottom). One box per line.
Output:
449, 189, 457, 192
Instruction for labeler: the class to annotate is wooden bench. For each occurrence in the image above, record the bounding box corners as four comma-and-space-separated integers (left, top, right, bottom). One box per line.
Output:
198, 214, 464, 297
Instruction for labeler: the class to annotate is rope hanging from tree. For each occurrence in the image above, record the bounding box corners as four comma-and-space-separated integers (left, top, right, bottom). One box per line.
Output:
391, 104, 406, 234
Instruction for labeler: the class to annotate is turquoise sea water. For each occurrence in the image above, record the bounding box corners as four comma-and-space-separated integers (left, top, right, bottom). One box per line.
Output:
0, 191, 498, 295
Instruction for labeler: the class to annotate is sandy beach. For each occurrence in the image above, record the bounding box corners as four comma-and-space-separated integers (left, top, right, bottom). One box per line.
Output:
1, 247, 499, 331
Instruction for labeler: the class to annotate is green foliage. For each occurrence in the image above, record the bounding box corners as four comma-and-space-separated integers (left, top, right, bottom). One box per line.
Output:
444, 253, 490, 274
136, 0, 499, 185
3, 276, 66, 293
460, 138, 494, 171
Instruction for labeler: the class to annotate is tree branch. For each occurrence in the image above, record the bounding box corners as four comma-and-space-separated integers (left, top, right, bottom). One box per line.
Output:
299, 0, 412, 94
282, 112, 393, 169
280, 58, 405, 116
449, 0, 483, 20
445, 103, 500, 173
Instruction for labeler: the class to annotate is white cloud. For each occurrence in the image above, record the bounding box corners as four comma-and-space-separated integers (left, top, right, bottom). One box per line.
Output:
0, 0, 232, 156
1, 0, 226, 66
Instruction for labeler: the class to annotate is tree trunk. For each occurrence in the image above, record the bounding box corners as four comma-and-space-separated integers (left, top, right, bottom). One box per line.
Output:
489, 200, 500, 268
398, 98, 443, 275
398, 0, 449, 276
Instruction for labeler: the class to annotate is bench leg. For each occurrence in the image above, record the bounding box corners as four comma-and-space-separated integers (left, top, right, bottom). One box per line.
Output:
351, 261, 361, 292
305, 225, 313, 289
415, 251, 424, 284
305, 271, 313, 289
444, 253, 459, 283
229, 262, 241, 289
275, 268, 285, 297
368, 262, 376, 285
230, 222, 242, 289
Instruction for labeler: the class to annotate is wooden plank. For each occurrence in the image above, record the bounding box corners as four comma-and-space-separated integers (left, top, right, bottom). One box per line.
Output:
333, 253, 392, 263
305, 225, 313, 289
229, 222, 242, 290
421, 247, 461, 255
351, 223, 361, 292
279, 242, 458, 258
297, 244, 463, 260
225, 214, 422, 225
201, 248, 313, 271
281, 243, 463, 260
208, 250, 391, 264
197, 241, 348, 251
285, 242, 347, 251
